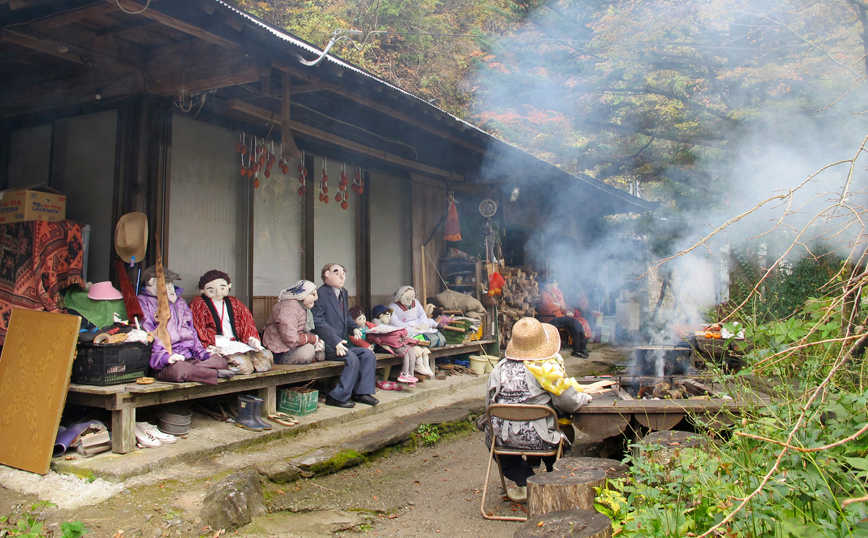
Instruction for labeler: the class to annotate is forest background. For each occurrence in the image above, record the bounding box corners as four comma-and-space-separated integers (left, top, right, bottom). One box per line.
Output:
222, 2, 868, 536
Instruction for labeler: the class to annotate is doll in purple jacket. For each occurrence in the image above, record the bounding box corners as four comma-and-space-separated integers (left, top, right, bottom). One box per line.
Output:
137, 266, 234, 385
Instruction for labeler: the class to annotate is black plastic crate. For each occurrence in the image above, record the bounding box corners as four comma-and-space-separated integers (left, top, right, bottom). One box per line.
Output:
72, 341, 151, 386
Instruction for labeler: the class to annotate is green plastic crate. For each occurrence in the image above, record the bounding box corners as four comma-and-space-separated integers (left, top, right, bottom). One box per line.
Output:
278, 388, 319, 416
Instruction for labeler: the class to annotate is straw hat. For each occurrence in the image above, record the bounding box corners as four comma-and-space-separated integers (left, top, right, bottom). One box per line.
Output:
504, 318, 561, 360
115, 212, 148, 264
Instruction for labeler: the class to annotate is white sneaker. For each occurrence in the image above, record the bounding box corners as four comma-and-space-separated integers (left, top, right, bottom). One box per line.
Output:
506, 485, 527, 502
134, 424, 162, 448
138, 422, 177, 444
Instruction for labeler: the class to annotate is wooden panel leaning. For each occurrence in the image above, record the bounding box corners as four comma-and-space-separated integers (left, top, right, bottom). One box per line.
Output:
526, 467, 606, 520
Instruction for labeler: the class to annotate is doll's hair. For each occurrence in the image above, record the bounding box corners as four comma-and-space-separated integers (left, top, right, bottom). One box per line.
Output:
198, 269, 231, 290
348, 305, 365, 321
320, 262, 347, 282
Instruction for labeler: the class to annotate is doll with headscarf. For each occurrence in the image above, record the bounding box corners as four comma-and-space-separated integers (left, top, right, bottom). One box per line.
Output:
190, 269, 273, 374
262, 280, 325, 365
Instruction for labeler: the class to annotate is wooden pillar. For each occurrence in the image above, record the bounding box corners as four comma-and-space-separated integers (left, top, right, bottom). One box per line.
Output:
303, 152, 316, 280
357, 169, 371, 308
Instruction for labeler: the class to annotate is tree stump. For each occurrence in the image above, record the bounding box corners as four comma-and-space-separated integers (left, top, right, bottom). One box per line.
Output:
552, 457, 628, 481
514, 509, 612, 538
526, 467, 606, 519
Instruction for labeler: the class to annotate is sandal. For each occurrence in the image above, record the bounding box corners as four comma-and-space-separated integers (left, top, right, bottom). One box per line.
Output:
267, 412, 299, 426
376, 380, 403, 391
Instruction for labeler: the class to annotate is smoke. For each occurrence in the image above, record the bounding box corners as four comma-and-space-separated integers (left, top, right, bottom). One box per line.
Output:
469, 0, 868, 343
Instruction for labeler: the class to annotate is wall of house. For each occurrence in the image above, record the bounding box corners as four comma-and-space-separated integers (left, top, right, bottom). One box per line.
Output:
369, 170, 412, 307
313, 157, 359, 295
253, 154, 304, 296
8, 125, 51, 188
167, 115, 250, 303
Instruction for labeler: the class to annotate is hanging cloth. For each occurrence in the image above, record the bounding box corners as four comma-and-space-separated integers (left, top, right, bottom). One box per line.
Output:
444, 198, 461, 242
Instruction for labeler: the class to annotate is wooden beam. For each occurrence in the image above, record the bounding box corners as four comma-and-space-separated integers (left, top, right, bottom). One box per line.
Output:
94, 18, 154, 37
146, 44, 264, 95
226, 99, 462, 181
105, 0, 241, 50
0, 72, 137, 118
288, 82, 331, 95
33, 3, 118, 31
0, 28, 84, 65
273, 61, 486, 154
281, 73, 301, 158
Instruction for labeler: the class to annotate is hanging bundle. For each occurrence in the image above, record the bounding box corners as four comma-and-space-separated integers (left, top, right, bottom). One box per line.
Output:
297, 151, 307, 197
350, 167, 365, 195
319, 157, 329, 203
444, 197, 461, 242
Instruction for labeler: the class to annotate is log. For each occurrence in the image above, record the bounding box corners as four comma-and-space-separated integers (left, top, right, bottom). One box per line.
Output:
526, 467, 606, 519
552, 457, 628, 481
514, 509, 612, 538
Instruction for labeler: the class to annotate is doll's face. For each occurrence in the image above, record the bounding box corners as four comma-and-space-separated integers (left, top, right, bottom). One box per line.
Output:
302, 289, 318, 309
201, 278, 231, 301
398, 288, 415, 308
323, 264, 346, 289
377, 311, 392, 324
354, 313, 366, 325
145, 277, 178, 303
546, 280, 559, 291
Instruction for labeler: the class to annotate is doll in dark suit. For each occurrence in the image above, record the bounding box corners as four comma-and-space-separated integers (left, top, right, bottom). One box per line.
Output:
311, 263, 378, 408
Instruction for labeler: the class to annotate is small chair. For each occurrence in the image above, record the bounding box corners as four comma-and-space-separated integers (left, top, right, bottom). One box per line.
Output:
480, 403, 564, 521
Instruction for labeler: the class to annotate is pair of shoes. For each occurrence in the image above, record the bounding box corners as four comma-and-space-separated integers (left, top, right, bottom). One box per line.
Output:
506, 485, 527, 502
351, 394, 379, 406
571, 350, 590, 358
267, 412, 299, 426
376, 380, 403, 391
325, 395, 355, 408
397, 373, 418, 383
137, 422, 177, 444
135, 424, 162, 448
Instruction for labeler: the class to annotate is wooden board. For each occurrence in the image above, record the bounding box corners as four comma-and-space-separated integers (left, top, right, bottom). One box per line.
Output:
0, 310, 81, 474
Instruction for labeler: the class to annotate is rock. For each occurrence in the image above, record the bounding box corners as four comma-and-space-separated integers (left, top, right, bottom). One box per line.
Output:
200, 470, 266, 531
569, 428, 604, 457
257, 461, 302, 484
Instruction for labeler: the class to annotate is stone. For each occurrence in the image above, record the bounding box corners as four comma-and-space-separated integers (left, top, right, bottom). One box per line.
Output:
200, 470, 266, 531
257, 461, 302, 484
569, 428, 605, 457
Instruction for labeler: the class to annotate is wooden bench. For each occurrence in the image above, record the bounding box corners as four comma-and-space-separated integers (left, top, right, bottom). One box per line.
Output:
66, 339, 497, 454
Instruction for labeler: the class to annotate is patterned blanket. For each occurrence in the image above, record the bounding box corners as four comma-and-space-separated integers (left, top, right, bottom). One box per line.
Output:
0, 220, 84, 344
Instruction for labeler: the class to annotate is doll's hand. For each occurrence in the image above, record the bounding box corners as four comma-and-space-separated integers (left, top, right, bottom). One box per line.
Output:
168, 354, 185, 364
575, 392, 593, 407
414, 323, 429, 332
314, 339, 325, 352
335, 340, 349, 356
353, 328, 363, 340
206, 345, 221, 355
248, 337, 263, 351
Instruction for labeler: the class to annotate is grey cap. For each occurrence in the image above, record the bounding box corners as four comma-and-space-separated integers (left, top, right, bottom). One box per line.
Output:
141, 265, 181, 284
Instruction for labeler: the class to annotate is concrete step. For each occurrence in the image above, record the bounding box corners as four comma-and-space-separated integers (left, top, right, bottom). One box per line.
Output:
53, 371, 489, 483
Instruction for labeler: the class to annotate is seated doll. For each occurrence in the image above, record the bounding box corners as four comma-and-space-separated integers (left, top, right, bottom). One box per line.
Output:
190, 269, 273, 374
137, 266, 233, 385
387, 285, 446, 348
370, 304, 431, 383
347, 305, 375, 350
262, 280, 325, 365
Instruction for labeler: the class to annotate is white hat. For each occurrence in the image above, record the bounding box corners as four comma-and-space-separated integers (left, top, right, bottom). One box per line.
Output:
279, 280, 317, 301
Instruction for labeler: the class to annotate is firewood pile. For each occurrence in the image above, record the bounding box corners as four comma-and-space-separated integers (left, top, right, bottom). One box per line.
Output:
496, 267, 541, 345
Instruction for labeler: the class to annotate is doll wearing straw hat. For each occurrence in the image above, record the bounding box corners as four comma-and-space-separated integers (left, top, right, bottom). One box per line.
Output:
485, 317, 592, 502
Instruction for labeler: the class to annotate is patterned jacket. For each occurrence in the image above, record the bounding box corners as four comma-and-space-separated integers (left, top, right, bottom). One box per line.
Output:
262, 299, 319, 354
190, 295, 259, 348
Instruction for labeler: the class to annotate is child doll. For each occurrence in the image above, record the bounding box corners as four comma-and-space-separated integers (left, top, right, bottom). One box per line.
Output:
371, 305, 424, 385
347, 305, 375, 350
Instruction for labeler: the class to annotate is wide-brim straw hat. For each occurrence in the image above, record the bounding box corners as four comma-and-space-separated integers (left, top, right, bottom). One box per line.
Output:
504, 318, 561, 360
115, 212, 148, 264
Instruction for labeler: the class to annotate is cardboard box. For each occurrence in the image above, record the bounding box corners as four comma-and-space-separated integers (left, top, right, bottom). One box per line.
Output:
0, 185, 66, 223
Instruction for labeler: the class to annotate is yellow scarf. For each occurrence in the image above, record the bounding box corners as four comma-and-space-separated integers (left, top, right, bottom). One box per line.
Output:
524, 355, 584, 396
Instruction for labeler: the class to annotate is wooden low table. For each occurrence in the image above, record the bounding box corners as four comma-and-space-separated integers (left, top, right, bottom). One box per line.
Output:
573, 375, 771, 438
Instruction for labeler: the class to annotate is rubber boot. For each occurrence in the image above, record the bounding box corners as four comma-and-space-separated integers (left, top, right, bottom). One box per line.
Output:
248, 395, 272, 430
235, 395, 264, 432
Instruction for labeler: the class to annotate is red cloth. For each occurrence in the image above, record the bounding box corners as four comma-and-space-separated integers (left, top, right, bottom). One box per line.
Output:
0, 220, 84, 344
190, 295, 260, 347
538, 288, 568, 323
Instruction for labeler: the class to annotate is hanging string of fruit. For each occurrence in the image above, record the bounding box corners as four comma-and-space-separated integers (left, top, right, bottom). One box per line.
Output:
350, 167, 365, 195
319, 157, 329, 204
337, 164, 349, 209
297, 151, 307, 197
236, 132, 287, 189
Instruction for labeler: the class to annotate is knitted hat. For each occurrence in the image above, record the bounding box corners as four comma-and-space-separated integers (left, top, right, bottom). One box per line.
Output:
198, 269, 231, 290
504, 318, 561, 361
392, 286, 415, 304
141, 265, 180, 285
87, 281, 123, 301
371, 305, 392, 320
349, 305, 365, 321
279, 280, 316, 301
